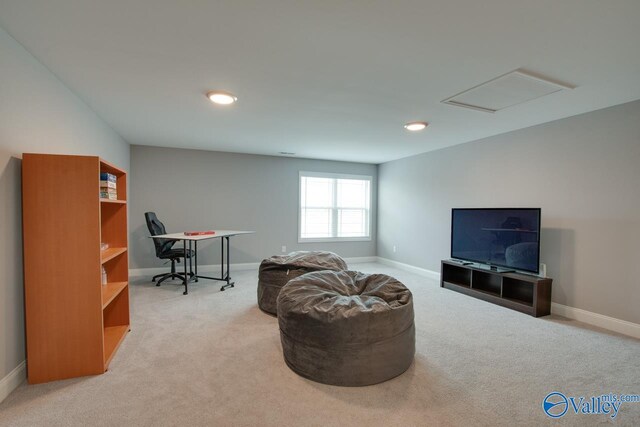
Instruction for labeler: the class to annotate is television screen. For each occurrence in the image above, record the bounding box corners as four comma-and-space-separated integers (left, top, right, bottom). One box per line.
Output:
451, 208, 541, 273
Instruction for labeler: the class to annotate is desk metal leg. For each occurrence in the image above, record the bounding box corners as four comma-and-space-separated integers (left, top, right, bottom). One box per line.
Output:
183, 239, 189, 295
189, 236, 235, 292
220, 236, 235, 291
188, 240, 194, 278
194, 240, 198, 282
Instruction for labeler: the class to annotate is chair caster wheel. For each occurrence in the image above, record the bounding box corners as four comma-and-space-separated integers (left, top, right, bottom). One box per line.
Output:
156, 283, 161, 287
183, 291, 188, 295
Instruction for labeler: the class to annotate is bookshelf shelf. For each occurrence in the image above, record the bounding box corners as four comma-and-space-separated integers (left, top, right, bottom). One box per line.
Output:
103, 325, 129, 368
100, 198, 126, 204
101, 247, 127, 264
102, 282, 128, 309
22, 153, 130, 384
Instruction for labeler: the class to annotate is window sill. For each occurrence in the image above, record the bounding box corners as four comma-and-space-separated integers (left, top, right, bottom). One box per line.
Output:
298, 237, 372, 243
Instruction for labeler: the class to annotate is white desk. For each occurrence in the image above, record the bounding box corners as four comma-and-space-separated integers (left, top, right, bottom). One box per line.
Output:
151, 230, 254, 294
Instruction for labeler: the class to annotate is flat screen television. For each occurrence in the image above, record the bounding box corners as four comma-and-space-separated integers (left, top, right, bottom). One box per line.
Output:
451, 208, 541, 274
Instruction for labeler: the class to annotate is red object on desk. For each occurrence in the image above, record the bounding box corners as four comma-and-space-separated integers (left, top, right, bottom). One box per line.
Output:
184, 230, 216, 236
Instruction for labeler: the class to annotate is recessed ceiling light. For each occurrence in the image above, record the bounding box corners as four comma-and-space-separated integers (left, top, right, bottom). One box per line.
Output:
206, 91, 238, 105
404, 122, 428, 131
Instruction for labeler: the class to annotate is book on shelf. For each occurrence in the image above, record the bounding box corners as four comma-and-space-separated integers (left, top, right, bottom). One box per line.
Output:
100, 180, 117, 189
100, 172, 117, 183
100, 192, 118, 200
100, 187, 117, 194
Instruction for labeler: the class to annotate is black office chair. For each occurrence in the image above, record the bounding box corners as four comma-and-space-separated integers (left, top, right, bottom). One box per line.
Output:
145, 212, 194, 286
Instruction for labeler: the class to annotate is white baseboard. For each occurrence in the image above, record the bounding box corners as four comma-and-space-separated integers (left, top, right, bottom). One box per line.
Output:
376, 257, 640, 340
0, 361, 26, 403
129, 256, 639, 340
551, 303, 640, 339
129, 262, 260, 277
129, 256, 378, 278
376, 257, 440, 281
345, 256, 378, 264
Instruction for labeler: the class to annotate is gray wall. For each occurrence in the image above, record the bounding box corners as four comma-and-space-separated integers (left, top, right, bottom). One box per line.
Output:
130, 146, 377, 269
0, 27, 129, 382
377, 100, 640, 324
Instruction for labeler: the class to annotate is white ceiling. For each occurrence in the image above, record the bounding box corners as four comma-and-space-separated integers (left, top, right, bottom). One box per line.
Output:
1, 0, 639, 164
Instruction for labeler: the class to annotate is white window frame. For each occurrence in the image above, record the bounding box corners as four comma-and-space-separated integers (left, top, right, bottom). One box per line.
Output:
298, 171, 372, 243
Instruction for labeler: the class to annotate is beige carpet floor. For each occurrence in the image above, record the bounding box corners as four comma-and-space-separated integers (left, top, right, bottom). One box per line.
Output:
1, 263, 638, 426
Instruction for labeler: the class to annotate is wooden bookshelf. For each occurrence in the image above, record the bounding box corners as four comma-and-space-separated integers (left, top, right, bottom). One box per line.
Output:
22, 153, 130, 384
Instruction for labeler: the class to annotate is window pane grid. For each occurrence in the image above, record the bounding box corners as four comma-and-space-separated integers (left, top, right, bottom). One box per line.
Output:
337, 208, 368, 237
301, 176, 333, 208
300, 173, 371, 240
337, 179, 369, 209
300, 208, 332, 238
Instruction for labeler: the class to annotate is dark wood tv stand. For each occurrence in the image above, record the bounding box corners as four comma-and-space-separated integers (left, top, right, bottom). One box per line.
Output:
440, 260, 552, 317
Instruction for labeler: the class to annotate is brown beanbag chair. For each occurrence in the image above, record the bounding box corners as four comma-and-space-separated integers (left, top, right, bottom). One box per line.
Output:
257, 251, 348, 315
277, 270, 415, 386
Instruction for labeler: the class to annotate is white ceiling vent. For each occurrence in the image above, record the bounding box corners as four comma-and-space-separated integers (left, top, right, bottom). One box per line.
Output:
442, 70, 575, 113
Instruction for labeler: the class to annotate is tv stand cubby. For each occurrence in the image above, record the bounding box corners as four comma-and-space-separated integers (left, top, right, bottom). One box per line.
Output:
440, 260, 552, 317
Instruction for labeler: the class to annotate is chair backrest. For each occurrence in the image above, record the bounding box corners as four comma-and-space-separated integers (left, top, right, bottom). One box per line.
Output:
145, 212, 174, 257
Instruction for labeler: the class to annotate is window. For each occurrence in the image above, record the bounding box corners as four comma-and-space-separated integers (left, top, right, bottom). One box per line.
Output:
299, 171, 372, 242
